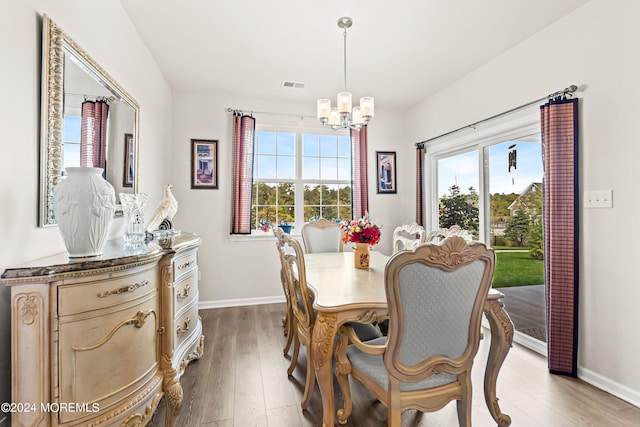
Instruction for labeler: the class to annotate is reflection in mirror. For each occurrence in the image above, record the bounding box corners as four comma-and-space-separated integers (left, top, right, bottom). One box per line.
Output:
39, 15, 140, 227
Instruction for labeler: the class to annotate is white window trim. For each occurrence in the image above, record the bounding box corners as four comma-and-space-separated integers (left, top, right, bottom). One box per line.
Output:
425, 107, 540, 243
248, 124, 350, 237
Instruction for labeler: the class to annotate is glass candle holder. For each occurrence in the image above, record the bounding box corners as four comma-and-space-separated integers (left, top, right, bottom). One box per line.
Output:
120, 192, 148, 244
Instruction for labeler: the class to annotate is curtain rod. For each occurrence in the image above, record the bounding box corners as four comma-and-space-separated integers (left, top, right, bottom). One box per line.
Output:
414, 84, 578, 147
66, 92, 117, 102
225, 107, 315, 120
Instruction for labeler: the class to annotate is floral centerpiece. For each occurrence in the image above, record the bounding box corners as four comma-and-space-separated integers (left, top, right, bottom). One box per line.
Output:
342, 214, 381, 268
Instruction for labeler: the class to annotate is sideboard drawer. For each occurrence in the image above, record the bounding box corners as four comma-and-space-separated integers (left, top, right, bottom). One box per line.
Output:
57, 295, 159, 424
174, 301, 199, 350
59, 266, 157, 316
173, 249, 198, 282
174, 271, 198, 314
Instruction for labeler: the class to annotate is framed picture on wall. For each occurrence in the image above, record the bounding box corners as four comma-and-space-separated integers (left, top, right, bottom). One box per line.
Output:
376, 151, 397, 194
123, 133, 134, 187
191, 139, 218, 189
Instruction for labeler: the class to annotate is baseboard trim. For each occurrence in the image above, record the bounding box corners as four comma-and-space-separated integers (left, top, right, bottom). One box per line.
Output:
513, 330, 548, 356
481, 316, 548, 356
578, 366, 640, 408
199, 295, 285, 309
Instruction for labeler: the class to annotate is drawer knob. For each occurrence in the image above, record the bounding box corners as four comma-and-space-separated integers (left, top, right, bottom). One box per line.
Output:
176, 284, 190, 302
177, 260, 195, 271
126, 310, 153, 328
97, 280, 149, 298
176, 317, 191, 337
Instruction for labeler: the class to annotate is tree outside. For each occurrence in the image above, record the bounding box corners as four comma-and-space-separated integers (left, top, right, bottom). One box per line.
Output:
438, 183, 544, 263
438, 185, 479, 237
504, 208, 531, 246
252, 182, 295, 229
303, 184, 351, 222
251, 182, 351, 230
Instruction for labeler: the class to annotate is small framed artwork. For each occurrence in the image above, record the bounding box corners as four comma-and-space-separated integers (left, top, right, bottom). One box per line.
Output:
123, 133, 135, 187
376, 151, 397, 194
191, 139, 218, 189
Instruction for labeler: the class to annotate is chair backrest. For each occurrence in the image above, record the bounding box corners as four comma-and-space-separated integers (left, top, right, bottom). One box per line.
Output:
383, 236, 494, 382
425, 225, 474, 244
273, 227, 291, 295
392, 222, 426, 253
301, 218, 344, 253
275, 229, 315, 330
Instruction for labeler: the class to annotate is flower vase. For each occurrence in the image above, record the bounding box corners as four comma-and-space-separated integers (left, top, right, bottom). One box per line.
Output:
53, 167, 115, 257
120, 192, 148, 248
354, 243, 371, 269
278, 224, 293, 234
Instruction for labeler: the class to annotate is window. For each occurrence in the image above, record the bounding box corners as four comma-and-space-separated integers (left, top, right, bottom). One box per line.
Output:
427, 110, 542, 243
251, 128, 352, 232
62, 115, 82, 175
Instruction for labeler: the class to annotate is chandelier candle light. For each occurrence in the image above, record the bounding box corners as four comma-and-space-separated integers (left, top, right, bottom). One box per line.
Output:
317, 17, 374, 130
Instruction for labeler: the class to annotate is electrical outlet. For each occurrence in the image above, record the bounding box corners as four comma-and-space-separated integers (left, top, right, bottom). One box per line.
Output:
584, 189, 613, 208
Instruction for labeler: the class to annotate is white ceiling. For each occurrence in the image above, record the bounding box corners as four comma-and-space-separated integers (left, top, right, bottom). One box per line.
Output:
120, 0, 589, 111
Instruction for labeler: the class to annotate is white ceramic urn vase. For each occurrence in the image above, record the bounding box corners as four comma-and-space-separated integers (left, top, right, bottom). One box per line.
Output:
53, 167, 116, 257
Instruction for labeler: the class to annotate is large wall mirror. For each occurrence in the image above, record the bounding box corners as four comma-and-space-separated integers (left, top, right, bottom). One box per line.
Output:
39, 15, 140, 227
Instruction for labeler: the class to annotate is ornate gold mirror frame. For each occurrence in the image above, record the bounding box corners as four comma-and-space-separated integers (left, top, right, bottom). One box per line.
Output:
39, 15, 140, 227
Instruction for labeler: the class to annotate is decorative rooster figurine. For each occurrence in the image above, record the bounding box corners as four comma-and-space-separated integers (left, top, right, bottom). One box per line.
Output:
145, 184, 178, 233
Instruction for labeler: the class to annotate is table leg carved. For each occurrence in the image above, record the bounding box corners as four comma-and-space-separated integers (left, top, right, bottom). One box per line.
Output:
311, 312, 339, 427
334, 326, 352, 426
483, 295, 514, 427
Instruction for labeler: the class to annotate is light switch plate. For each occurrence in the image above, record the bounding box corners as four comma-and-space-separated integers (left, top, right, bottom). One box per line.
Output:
584, 189, 613, 208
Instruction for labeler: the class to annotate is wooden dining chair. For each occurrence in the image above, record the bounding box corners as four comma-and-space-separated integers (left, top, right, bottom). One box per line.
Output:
273, 227, 294, 355
301, 218, 343, 253
335, 236, 495, 426
275, 230, 318, 409
425, 225, 474, 244
392, 222, 426, 253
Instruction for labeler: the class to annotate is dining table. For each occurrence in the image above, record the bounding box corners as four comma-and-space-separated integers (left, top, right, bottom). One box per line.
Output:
304, 250, 514, 427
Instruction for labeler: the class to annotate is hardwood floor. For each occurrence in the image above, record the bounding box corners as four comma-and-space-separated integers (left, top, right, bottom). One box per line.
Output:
147, 303, 640, 426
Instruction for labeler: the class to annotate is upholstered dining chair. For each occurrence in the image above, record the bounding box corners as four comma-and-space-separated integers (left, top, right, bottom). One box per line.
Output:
301, 218, 343, 253
391, 222, 426, 253
274, 229, 318, 409
334, 236, 495, 426
273, 227, 294, 355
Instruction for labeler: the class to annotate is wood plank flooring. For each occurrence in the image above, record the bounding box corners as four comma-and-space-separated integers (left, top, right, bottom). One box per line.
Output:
147, 303, 640, 426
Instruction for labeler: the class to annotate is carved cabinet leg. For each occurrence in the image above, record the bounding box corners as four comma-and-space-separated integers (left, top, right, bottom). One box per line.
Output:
163, 369, 183, 427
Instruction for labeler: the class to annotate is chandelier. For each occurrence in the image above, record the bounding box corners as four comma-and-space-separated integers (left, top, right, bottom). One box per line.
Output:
317, 17, 374, 130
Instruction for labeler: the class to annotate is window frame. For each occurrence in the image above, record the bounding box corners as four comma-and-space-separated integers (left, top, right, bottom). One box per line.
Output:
251, 124, 351, 235
425, 108, 541, 243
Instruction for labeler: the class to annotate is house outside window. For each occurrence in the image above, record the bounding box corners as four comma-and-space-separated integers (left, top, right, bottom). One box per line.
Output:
251, 127, 352, 232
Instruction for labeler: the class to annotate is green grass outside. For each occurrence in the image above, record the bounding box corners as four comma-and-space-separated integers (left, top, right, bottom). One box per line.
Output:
492, 245, 528, 251
492, 250, 544, 288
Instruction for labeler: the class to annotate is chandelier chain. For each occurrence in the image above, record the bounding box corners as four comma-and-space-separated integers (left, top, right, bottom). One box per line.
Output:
343, 27, 348, 92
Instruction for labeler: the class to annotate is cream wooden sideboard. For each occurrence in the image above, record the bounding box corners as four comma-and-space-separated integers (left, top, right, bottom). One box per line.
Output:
1, 232, 204, 427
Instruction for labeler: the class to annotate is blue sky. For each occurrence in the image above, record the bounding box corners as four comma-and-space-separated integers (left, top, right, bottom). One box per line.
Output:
437, 141, 542, 196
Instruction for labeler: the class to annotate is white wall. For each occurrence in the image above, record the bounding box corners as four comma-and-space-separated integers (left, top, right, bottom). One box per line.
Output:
170, 90, 409, 305
3, 0, 638, 416
404, 0, 640, 407
0, 1, 172, 420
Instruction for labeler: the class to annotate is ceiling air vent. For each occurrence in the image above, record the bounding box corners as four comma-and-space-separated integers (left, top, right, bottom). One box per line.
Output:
282, 81, 306, 89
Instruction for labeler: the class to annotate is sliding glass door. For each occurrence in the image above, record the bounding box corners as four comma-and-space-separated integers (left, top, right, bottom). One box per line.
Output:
427, 114, 547, 350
